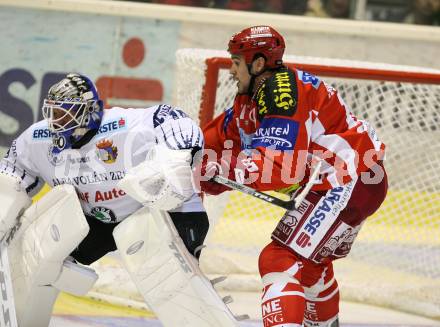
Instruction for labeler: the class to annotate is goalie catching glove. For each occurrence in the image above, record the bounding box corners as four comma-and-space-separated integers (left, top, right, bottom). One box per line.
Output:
118, 144, 195, 211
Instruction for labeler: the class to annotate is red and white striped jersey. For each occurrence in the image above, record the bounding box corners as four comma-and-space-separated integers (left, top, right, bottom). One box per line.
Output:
203, 67, 385, 192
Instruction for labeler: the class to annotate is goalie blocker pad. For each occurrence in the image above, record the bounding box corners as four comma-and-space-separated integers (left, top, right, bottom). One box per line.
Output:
113, 208, 239, 327
7, 184, 94, 327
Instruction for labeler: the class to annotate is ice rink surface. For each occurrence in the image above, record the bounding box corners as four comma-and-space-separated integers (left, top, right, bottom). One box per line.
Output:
49, 315, 440, 327
49, 292, 440, 327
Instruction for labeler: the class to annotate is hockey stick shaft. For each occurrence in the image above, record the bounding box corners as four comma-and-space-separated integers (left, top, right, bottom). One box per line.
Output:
212, 175, 296, 210
212, 161, 322, 212
292, 161, 322, 209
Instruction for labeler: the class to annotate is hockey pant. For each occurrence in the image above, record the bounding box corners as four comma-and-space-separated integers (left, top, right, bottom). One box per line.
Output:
259, 163, 388, 326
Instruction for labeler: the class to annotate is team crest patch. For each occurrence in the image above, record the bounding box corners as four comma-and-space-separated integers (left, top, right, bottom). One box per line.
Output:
47, 145, 65, 166
96, 139, 118, 163
91, 206, 117, 223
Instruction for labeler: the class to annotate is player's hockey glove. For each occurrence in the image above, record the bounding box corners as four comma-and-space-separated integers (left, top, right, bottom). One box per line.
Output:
194, 155, 254, 195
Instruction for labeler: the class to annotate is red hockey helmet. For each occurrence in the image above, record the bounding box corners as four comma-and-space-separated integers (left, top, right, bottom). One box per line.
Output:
228, 26, 285, 69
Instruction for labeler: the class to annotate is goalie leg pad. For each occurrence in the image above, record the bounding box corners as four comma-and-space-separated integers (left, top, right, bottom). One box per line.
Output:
8, 184, 90, 327
0, 243, 18, 327
113, 208, 238, 327
0, 172, 31, 240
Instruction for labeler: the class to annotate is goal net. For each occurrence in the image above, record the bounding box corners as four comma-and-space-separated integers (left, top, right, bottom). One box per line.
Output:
175, 48, 440, 319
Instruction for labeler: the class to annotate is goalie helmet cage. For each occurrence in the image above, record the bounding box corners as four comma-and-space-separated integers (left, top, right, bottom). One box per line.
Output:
175, 49, 440, 319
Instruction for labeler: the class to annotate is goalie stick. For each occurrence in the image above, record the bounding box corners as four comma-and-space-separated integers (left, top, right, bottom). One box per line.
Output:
212, 161, 322, 211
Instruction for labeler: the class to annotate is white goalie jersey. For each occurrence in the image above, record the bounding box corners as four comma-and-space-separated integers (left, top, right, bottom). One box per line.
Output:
0, 104, 205, 223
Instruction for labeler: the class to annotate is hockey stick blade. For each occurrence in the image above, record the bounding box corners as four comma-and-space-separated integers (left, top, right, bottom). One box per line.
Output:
212, 175, 296, 210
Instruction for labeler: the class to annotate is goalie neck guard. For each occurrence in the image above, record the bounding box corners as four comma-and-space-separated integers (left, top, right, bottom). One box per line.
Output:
42, 73, 104, 154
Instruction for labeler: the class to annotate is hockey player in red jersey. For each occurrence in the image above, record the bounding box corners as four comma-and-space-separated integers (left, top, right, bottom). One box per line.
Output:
198, 25, 388, 326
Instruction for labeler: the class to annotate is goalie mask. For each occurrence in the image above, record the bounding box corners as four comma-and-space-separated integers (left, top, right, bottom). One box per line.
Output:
42, 73, 104, 154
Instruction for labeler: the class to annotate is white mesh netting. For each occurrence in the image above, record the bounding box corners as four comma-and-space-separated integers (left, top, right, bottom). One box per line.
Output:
174, 48, 440, 319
